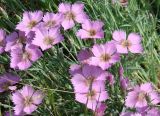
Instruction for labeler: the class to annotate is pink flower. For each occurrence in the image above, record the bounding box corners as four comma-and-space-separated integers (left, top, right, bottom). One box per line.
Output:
32, 28, 63, 51
58, 2, 88, 30
75, 81, 108, 110
77, 20, 104, 39
89, 42, 120, 70
0, 29, 6, 54
10, 44, 42, 70
5, 31, 31, 52
95, 103, 107, 116
71, 64, 108, 92
12, 85, 44, 115
39, 12, 63, 29
125, 83, 160, 108
16, 11, 43, 36
112, 30, 143, 54
77, 48, 93, 64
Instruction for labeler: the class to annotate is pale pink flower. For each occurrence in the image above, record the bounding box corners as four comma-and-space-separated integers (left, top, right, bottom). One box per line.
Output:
75, 81, 108, 110
10, 44, 42, 70
77, 20, 104, 39
16, 11, 43, 36
12, 85, 44, 115
32, 28, 63, 51
112, 30, 143, 54
125, 83, 160, 108
71, 64, 108, 92
89, 42, 120, 70
58, 2, 88, 30
38, 12, 63, 29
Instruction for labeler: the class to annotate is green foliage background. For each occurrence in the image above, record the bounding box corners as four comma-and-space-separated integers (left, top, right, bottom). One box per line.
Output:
0, 0, 160, 115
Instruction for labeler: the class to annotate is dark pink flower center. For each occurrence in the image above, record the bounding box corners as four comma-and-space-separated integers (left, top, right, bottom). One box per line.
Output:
24, 97, 33, 106
121, 40, 131, 47
89, 30, 96, 36
1, 82, 10, 90
87, 90, 96, 100
65, 12, 75, 20
100, 54, 111, 62
28, 20, 37, 29
43, 36, 54, 45
45, 20, 56, 28
22, 52, 31, 60
137, 92, 146, 101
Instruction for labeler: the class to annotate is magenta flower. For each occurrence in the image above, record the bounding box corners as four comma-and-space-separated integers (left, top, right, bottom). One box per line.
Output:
0, 73, 20, 93
39, 12, 63, 29
16, 11, 43, 36
58, 2, 88, 30
71, 64, 108, 92
89, 42, 120, 70
75, 81, 108, 110
125, 83, 160, 108
12, 85, 44, 115
10, 44, 42, 70
77, 48, 93, 64
95, 103, 107, 116
32, 28, 64, 51
77, 20, 104, 39
5, 31, 31, 52
0, 29, 6, 54
112, 30, 143, 54
147, 108, 160, 116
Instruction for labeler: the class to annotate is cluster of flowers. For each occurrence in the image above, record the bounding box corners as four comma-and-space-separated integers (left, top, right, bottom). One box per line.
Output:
69, 29, 144, 115
0, 73, 44, 115
0, 1, 159, 116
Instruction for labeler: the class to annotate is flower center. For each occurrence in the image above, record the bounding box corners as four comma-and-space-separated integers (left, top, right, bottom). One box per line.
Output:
121, 40, 131, 47
87, 90, 96, 100
22, 52, 31, 60
100, 54, 111, 62
24, 97, 32, 106
138, 92, 146, 101
28, 20, 37, 29
43, 36, 54, 45
45, 20, 56, 28
86, 77, 94, 86
65, 12, 75, 20
89, 30, 96, 36
1, 82, 10, 90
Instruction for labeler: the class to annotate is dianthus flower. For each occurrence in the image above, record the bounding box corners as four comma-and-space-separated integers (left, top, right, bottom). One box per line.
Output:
10, 44, 42, 70
112, 30, 143, 54
32, 28, 63, 51
89, 42, 120, 70
12, 85, 44, 115
58, 2, 88, 30
77, 20, 104, 39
